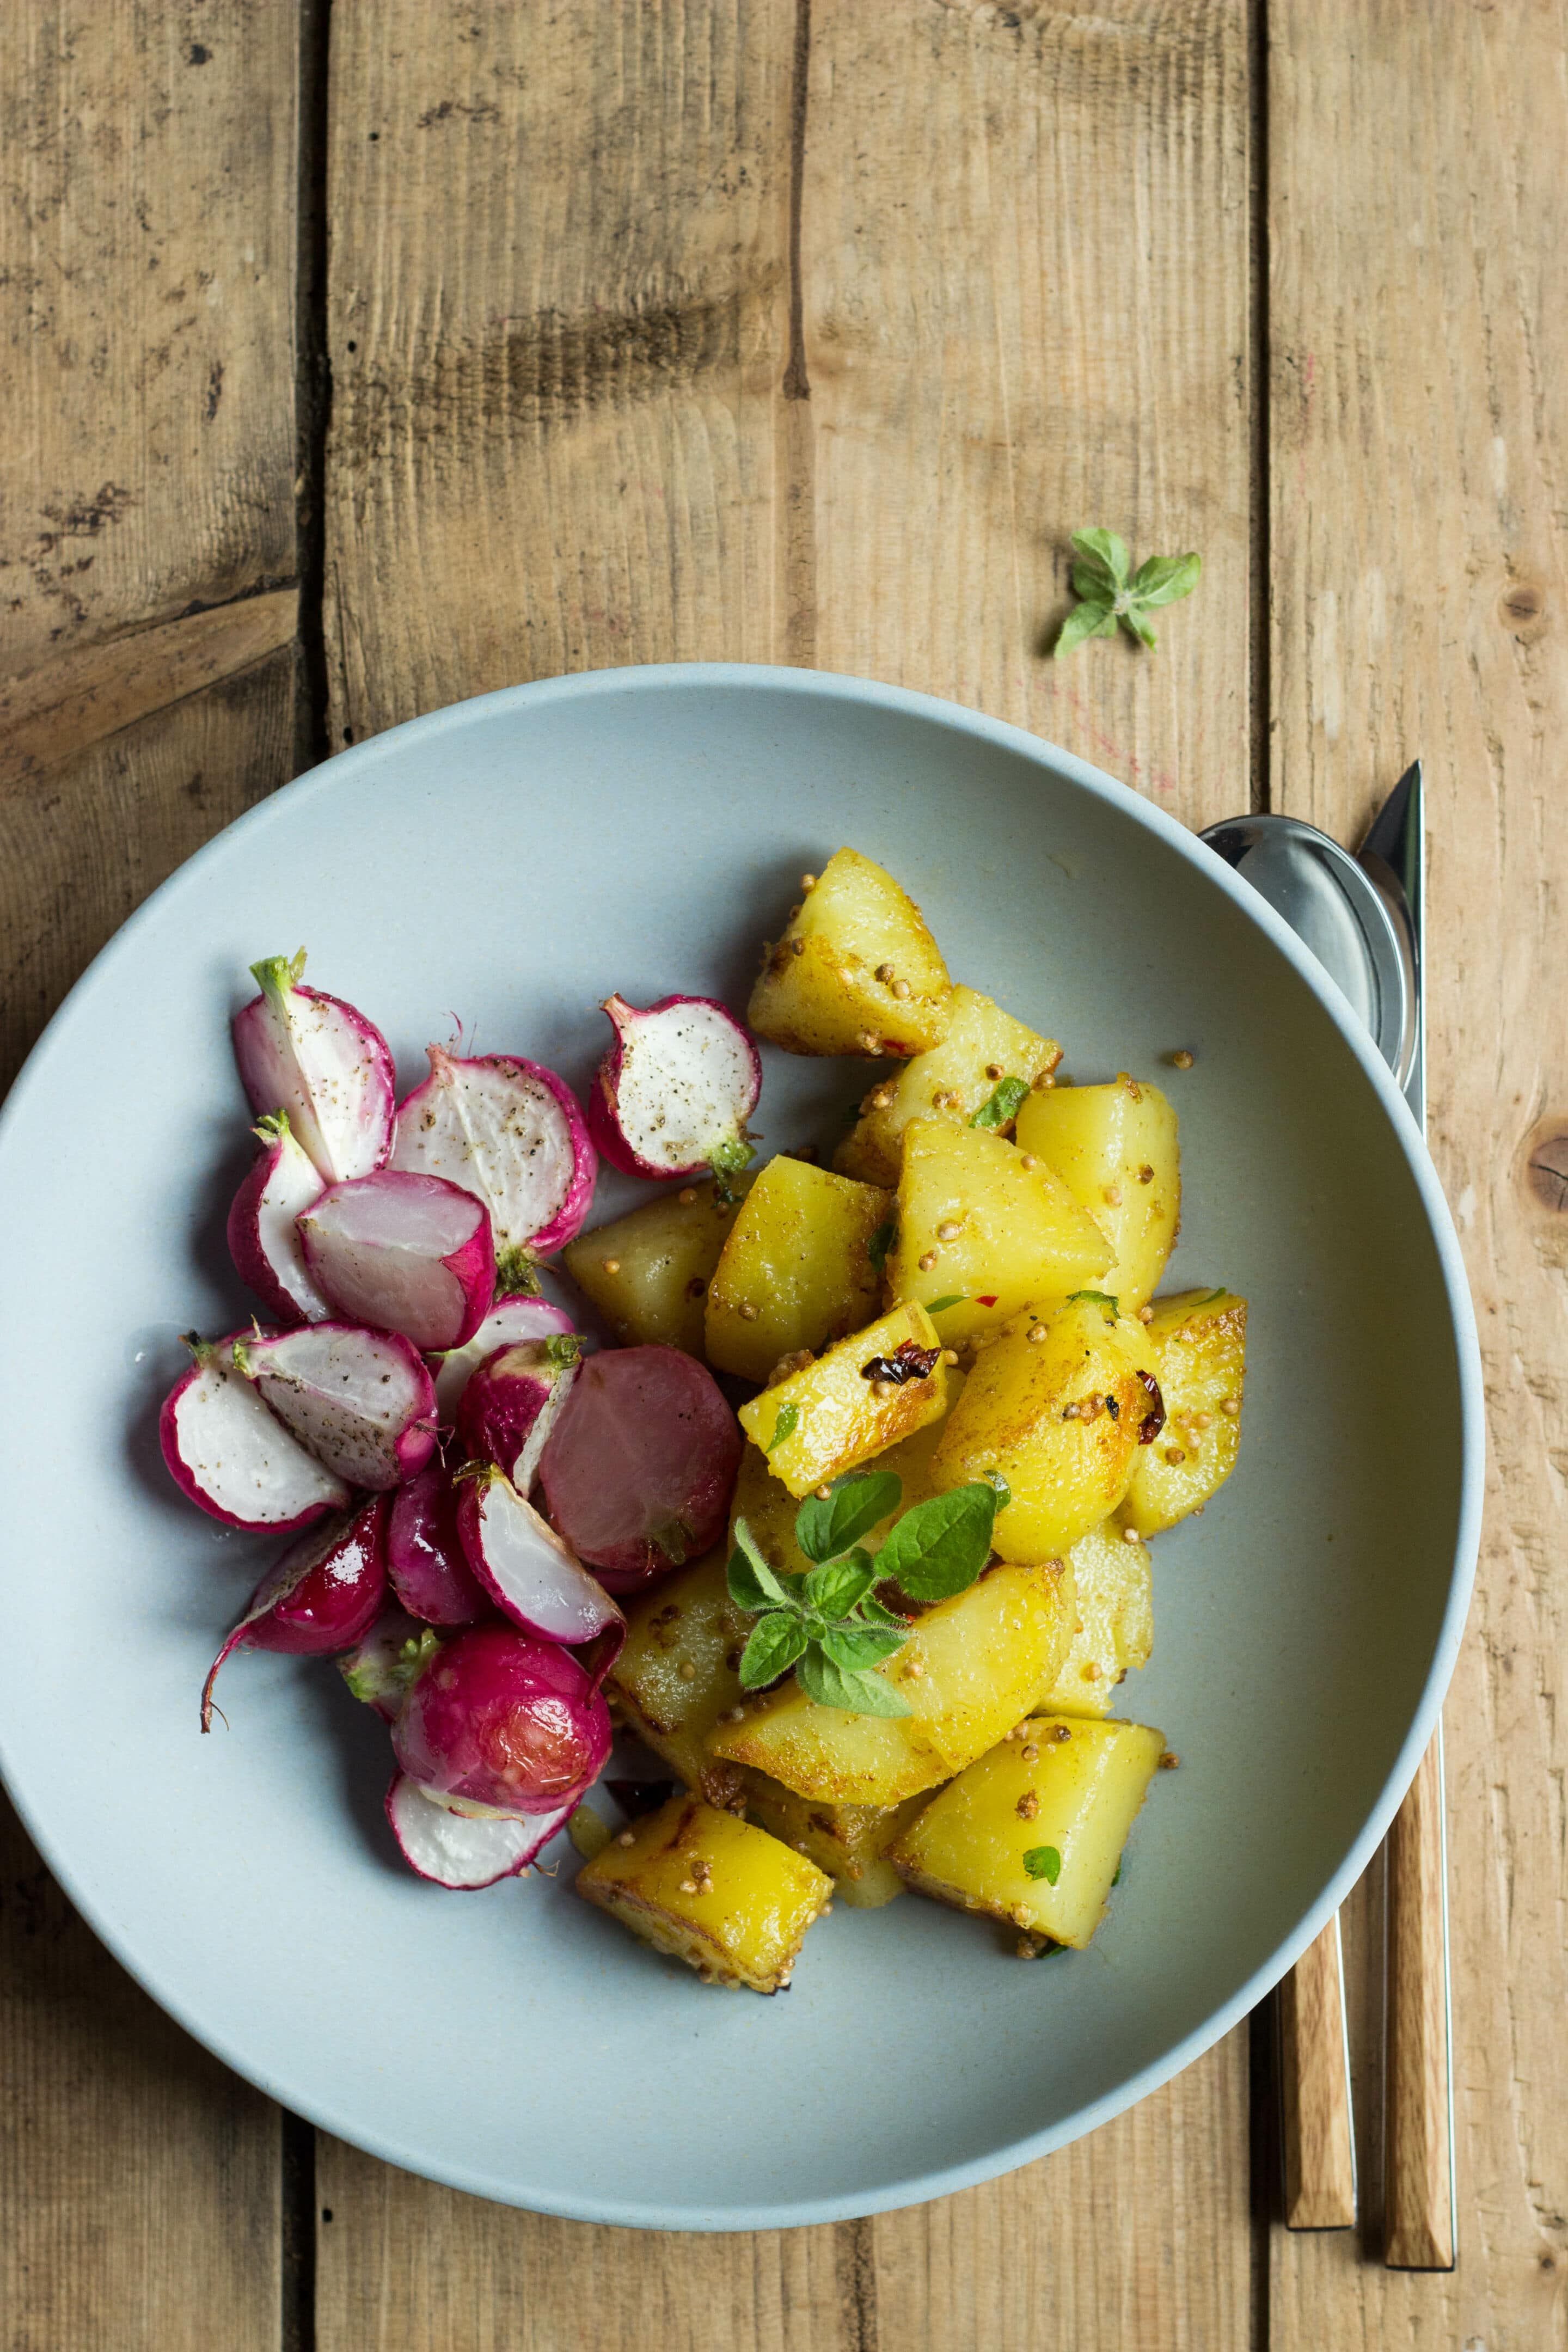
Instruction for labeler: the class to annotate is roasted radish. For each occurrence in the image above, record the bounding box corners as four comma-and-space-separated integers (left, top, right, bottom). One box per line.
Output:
298, 1169, 495, 1352
588, 993, 760, 1185
387, 1462, 492, 1627
385, 1772, 573, 1888
232, 1322, 437, 1491
232, 952, 395, 1184
455, 1465, 623, 1648
160, 1332, 350, 1530
339, 1608, 441, 1720
431, 1292, 577, 1424
455, 1336, 580, 1493
538, 1344, 742, 1591
200, 1496, 389, 1729
226, 1111, 330, 1325
391, 1625, 611, 1814
388, 1047, 596, 1264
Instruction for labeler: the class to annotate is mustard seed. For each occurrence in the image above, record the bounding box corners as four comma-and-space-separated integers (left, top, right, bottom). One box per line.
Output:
791, 937, 806, 957
1020, 1153, 1038, 1170
1137, 1304, 1154, 1324
601, 1256, 621, 1274
875, 963, 895, 984
1016, 1935, 1043, 1959
678, 1186, 697, 1205
1122, 1524, 1142, 1543
1138, 1163, 1154, 1184
1102, 1185, 1123, 1208
893, 978, 912, 1000
1016, 1791, 1040, 1820
678, 1660, 697, 1682
918, 1249, 939, 1272
617, 1830, 635, 1847
985, 1063, 1004, 1079
801, 872, 818, 891
738, 1301, 759, 1321
936, 1220, 961, 1242
1171, 1049, 1195, 1070
1220, 1395, 1240, 1416
1020, 1743, 1040, 1763
1163, 1444, 1186, 1465
942, 1347, 959, 1365
872, 1086, 896, 1110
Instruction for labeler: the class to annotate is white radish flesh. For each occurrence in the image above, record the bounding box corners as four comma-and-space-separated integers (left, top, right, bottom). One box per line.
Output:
431, 1293, 576, 1423
226, 1111, 331, 1325
455, 1338, 580, 1494
233, 1322, 437, 1491
588, 993, 761, 1180
160, 1336, 350, 1530
456, 1468, 623, 1647
389, 1047, 596, 1258
385, 1772, 571, 1888
232, 951, 395, 1185
299, 1170, 495, 1352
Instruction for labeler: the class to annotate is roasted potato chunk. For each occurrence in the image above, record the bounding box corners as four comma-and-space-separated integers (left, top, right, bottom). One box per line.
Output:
835, 986, 1062, 1186
891, 1715, 1165, 1949
607, 1548, 750, 1788
728, 1367, 965, 1573
706, 1558, 1074, 1804
1013, 1073, 1179, 1313
747, 848, 951, 1057
1118, 1288, 1247, 1533
577, 1795, 831, 1990
725, 1772, 931, 1908
705, 1155, 891, 1382
886, 1120, 1112, 1349
737, 1301, 948, 1498
561, 1179, 746, 1353
1037, 1516, 1154, 1717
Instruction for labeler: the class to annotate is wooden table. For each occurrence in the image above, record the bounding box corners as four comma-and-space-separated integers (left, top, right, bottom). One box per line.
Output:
3, 4, 1563, 2344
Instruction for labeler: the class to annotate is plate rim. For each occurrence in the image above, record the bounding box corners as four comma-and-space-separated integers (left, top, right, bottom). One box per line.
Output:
0, 661, 1485, 2231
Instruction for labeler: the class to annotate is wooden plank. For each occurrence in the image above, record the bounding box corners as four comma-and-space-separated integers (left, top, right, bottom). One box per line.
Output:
0, 4, 304, 2341
1269, 0, 1568, 2338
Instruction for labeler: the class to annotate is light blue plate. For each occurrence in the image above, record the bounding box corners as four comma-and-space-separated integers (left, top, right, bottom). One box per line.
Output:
0, 666, 1481, 2230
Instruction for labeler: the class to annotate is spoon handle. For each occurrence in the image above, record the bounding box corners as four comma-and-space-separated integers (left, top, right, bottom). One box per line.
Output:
1278, 1915, 1357, 2227
1384, 1729, 1456, 2266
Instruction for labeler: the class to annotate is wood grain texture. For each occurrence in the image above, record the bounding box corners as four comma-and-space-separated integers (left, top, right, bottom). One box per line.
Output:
1279, 1919, 1356, 2231
1383, 1737, 1453, 2269
0, 4, 303, 2339
1269, 0, 1568, 2338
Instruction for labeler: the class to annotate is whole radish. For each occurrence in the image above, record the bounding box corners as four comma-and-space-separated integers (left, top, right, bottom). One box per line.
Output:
298, 1169, 495, 1352
226, 1111, 330, 1325
393, 1625, 610, 1815
588, 993, 760, 1185
454, 1463, 624, 1650
232, 952, 395, 1185
200, 1495, 389, 1729
455, 1336, 580, 1493
384, 1773, 574, 1889
538, 1344, 742, 1591
387, 1463, 492, 1627
389, 1047, 596, 1267
232, 1322, 437, 1491
339, 1608, 442, 1720
160, 1332, 350, 1531
431, 1292, 577, 1424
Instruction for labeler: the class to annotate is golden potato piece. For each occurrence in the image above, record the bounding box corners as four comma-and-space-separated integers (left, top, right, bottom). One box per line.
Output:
738, 1301, 948, 1498
577, 1796, 831, 1991
1013, 1074, 1179, 1313
886, 1120, 1112, 1350
748, 848, 951, 1057
705, 1155, 891, 1382
725, 1772, 931, 1908
607, 1548, 750, 1790
1037, 1517, 1154, 1717
1118, 1288, 1247, 1534
561, 1178, 746, 1354
835, 986, 1062, 1186
891, 1715, 1165, 1949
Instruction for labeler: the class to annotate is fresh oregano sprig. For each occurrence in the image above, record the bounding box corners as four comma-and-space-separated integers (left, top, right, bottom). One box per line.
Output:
726, 1470, 1008, 1718
1054, 528, 1200, 656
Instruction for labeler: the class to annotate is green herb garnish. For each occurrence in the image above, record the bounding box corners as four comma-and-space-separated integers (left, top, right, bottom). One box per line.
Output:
765, 1401, 800, 1455
970, 1075, 1029, 1131
1054, 529, 1201, 657
1022, 1845, 1062, 1884
868, 1217, 896, 1276
1068, 1289, 1120, 1318
925, 1294, 967, 1314
726, 1472, 1006, 1718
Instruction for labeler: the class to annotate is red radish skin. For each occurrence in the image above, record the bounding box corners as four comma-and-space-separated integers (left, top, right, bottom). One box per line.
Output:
455, 1465, 624, 1648
387, 1463, 492, 1627
431, 1293, 576, 1424
232, 1322, 437, 1491
160, 1332, 351, 1532
339, 1608, 440, 1720
539, 1345, 743, 1592
299, 1169, 495, 1352
201, 1496, 389, 1730
226, 1110, 330, 1325
393, 1625, 610, 1814
389, 1048, 596, 1260
232, 952, 395, 1185
588, 993, 761, 1182
385, 1772, 573, 1888
455, 1337, 580, 1493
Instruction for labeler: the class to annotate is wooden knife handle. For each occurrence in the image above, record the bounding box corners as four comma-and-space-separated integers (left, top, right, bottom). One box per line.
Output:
1384, 1729, 1455, 2268
1278, 1914, 1357, 2227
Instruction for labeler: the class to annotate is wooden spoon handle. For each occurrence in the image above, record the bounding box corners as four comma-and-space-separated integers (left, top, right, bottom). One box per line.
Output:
1279, 1914, 1357, 2227
1384, 1726, 1456, 2268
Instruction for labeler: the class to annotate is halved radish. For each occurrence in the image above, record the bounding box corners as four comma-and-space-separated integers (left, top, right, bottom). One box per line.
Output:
388, 1048, 596, 1262
201, 1496, 389, 1730
588, 993, 760, 1183
299, 1170, 495, 1352
339, 1607, 441, 1720
387, 1462, 492, 1626
455, 1336, 580, 1493
391, 1624, 610, 1814
455, 1466, 623, 1648
431, 1292, 577, 1424
160, 1332, 350, 1531
232, 1322, 437, 1491
232, 952, 395, 1185
538, 1344, 742, 1591
385, 1772, 572, 1888
226, 1111, 330, 1325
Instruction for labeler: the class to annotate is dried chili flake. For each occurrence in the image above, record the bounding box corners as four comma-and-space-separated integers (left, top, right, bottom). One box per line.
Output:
1136, 1368, 1166, 1445
859, 1339, 940, 1386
